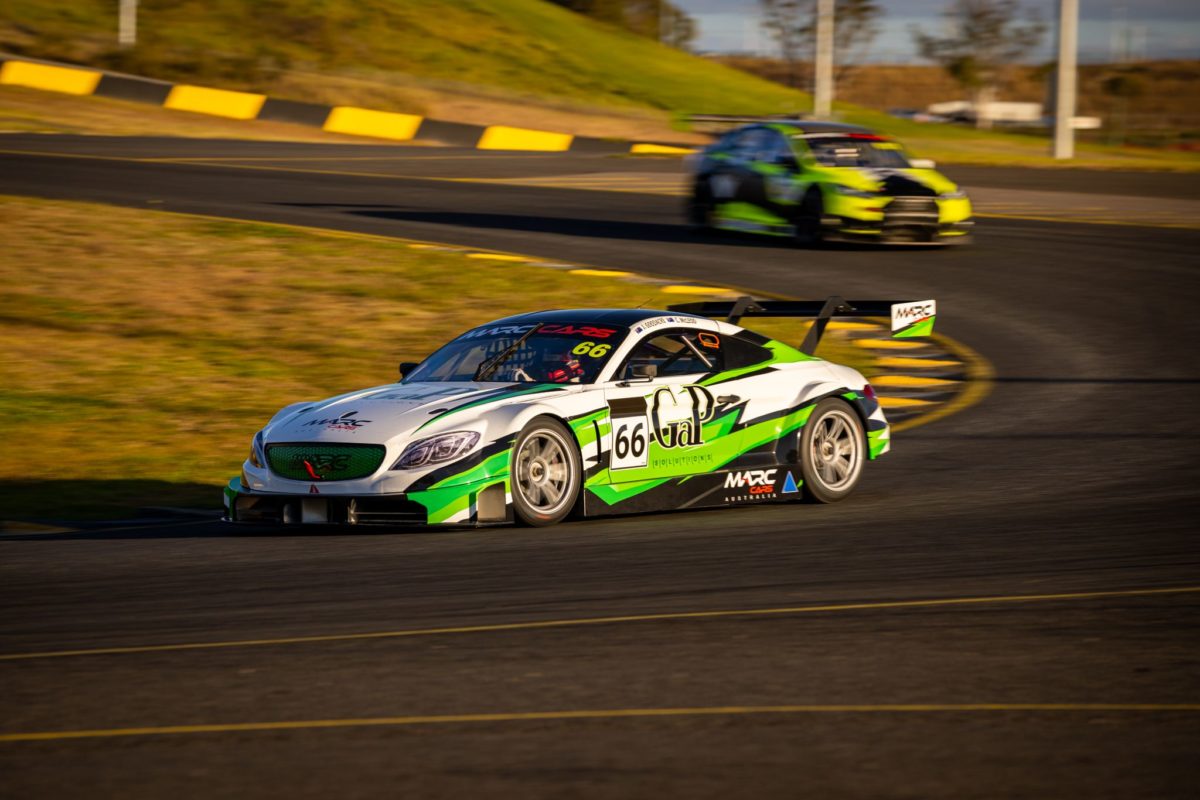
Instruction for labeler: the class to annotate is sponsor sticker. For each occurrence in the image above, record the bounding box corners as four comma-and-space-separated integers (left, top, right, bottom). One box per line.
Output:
607, 383, 717, 470
649, 384, 715, 449
710, 173, 738, 199
457, 323, 537, 341
724, 469, 778, 501
540, 324, 618, 339
766, 174, 804, 204
304, 411, 371, 432
608, 396, 649, 470
890, 299, 936, 332
458, 323, 618, 341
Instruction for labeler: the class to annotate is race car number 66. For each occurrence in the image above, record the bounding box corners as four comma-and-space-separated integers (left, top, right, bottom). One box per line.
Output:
611, 417, 648, 469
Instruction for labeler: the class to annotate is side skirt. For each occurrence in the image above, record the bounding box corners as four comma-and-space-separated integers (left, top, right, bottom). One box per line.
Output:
583, 465, 803, 518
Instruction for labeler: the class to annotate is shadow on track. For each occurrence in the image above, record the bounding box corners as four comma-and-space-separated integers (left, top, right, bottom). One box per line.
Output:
0, 522, 453, 542
992, 377, 1200, 384
273, 203, 945, 252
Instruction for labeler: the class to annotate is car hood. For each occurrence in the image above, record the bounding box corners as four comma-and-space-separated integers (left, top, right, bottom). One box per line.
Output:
815, 166, 959, 196
263, 382, 565, 443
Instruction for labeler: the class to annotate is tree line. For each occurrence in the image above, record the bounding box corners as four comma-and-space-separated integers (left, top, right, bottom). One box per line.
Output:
761, 0, 1047, 128
547, 1, 697, 50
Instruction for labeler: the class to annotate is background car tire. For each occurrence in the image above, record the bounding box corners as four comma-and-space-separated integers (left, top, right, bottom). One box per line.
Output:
511, 417, 581, 527
794, 188, 825, 246
799, 399, 865, 503
686, 183, 715, 232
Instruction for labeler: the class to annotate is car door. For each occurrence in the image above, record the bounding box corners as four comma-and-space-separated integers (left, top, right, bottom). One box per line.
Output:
738, 128, 809, 228
599, 325, 801, 480
727, 126, 773, 223
702, 129, 750, 216
601, 328, 726, 481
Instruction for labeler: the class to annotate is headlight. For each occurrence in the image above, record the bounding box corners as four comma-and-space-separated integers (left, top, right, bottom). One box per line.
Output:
832, 185, 877, 199
939, 190, 968, 200
248, 431, 266, 468
392, 431, 480, 470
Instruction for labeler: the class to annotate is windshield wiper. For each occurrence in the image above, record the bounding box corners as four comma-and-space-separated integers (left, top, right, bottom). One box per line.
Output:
474, 323, 544, 382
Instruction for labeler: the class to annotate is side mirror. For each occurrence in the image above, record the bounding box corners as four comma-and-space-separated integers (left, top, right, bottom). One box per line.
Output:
398, 361, 420, 379
630, 364, 658, 380
909, 158, 936, 169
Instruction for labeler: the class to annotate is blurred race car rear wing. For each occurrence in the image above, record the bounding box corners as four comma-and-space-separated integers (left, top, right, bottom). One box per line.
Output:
685, 113, 808, 137
668, 296, 936, 355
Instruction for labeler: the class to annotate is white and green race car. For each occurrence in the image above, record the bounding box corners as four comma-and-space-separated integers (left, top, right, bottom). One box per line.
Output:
225, 297, 936, 528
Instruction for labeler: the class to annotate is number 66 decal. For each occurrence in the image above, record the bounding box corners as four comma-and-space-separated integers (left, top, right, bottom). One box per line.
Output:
610, 417, 648, 469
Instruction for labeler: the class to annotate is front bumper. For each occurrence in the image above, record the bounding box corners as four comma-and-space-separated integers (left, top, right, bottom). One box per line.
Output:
825, 218, 974, 245
824, 193, 973, 245
223, 476, 511, 527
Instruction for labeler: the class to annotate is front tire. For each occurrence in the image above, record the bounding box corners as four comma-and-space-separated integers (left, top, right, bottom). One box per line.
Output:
799, 399, 865, 503
511, 417, 581, 527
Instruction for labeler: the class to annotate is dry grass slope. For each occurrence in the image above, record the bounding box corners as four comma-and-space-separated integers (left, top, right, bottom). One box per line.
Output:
0, 196, 867, 519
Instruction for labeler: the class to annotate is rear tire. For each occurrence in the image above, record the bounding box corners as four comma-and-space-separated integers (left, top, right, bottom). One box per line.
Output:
511, 417, 581, 527
686, 183, 716, 232
794, 188, 825, 247
799, 399, 865, 503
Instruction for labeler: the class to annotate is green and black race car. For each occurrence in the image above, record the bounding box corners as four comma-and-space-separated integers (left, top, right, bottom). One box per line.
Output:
686, 121, 973, 245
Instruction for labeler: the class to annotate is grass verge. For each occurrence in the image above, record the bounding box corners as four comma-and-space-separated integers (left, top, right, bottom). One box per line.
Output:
0, 195, 868, 521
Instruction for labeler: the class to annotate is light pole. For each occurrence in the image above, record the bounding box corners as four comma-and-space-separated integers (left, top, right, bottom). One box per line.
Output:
813, 0, 834, 118
1053, 0, 1078, 159
119, 0, 137, 48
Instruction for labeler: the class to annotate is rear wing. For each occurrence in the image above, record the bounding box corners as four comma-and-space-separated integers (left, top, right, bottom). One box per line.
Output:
667, 296, 936, 355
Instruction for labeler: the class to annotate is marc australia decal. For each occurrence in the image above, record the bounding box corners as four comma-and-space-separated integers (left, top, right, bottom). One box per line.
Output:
724, 469, 800, 502
890, 299, 936, 332
608, 384, 715, 470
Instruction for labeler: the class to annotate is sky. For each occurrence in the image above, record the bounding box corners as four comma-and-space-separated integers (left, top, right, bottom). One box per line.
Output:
675, 0, 1200, 62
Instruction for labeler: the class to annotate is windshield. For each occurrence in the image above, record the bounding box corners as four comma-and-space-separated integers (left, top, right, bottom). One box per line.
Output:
403, 322, 629, 384
799, 135, 911, 169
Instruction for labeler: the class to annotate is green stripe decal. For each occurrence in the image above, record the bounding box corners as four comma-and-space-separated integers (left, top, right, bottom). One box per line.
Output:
587, 476, 670, 505
894, 317, 935, 338
868, 428, 889, 459
431, 449, 511, 490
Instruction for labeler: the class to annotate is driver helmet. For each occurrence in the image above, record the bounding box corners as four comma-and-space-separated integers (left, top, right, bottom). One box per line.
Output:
543, 354, 585, 383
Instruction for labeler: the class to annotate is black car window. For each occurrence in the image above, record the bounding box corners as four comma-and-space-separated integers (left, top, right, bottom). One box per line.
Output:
731, 128, 768, 161
763, 130, 796, 166
621, 330, 723, 378
713, 129, 743, 153
799, 134, 911, 168
723, 333, 774, 369
406, 322, 629, 384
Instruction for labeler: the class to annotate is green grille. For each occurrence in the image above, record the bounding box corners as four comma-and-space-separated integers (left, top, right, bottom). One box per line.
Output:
266, 443, 387, 482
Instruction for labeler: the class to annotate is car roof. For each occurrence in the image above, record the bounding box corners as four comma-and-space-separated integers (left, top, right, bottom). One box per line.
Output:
761, 121, 875, 136
482, 308, 687, 327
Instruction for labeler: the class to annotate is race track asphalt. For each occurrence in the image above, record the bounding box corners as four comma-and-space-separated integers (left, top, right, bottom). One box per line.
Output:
1, 137, 1198, 799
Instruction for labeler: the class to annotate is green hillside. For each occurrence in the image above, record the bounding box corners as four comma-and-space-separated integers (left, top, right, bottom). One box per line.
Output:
4, 1, 1195, 167
0, 0, 805, 116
